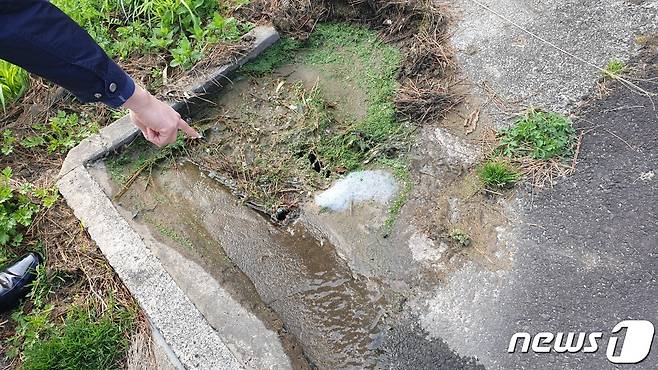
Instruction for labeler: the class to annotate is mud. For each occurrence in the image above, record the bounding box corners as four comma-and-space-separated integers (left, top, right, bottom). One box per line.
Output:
181, 54, 384, 217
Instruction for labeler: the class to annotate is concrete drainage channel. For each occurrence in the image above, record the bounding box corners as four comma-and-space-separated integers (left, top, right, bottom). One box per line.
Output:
56, 24, 412, 369
57, 27, 288, 369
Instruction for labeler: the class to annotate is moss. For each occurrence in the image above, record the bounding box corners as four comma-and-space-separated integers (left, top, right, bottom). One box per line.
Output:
154, 223, 194, 250
241, 38, 302, 75
379, 158, 412, 237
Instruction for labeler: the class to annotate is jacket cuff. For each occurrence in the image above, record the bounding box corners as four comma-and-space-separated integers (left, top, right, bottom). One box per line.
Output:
93, 59, 135, 108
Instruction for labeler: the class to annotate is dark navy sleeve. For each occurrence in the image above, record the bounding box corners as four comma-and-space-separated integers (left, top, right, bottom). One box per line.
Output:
0, 0, 135, 107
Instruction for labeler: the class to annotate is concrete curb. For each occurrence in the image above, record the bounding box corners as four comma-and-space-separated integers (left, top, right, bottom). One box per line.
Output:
57, 26, 280, 369
58, 26, 280, 179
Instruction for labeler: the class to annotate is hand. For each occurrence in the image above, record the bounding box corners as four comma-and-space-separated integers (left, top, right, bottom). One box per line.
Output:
122, 85, 200, 147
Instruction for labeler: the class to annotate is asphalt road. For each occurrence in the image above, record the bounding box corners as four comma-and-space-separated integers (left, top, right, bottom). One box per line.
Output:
494, 56, 658, 369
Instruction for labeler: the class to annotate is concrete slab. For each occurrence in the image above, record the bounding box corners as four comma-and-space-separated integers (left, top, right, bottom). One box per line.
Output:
58, 166, 245, 370
452, 0, 658, 118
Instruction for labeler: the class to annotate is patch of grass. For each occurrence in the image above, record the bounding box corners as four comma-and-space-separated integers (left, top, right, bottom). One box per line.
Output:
498, 110, 576, 160
0, 60, 29, 112
380, 158, 412, 237
604, 59, 625, 77
193, 22, 407, 214
478, 159, 520, 190
450, 229, 472, 248
302, 23, 405, 172
6, 302, 134, 370
53, 0, 252, 69
241, 38, 302, 75
272, 23, 404, 173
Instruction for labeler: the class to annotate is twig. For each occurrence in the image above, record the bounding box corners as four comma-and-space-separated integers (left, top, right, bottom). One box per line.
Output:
113, 161, 151, 201
603, 128, 636, 151
570, 131, 584, 171
464, 108, 480, 135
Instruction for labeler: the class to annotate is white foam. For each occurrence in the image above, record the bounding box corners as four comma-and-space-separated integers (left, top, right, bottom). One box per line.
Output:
314, 170, 398, 212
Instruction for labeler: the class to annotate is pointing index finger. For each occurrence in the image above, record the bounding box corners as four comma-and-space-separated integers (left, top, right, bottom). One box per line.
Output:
178, 118, 201, 139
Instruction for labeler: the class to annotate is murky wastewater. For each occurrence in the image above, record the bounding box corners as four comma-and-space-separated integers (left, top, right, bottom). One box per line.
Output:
99, 160, 386, 368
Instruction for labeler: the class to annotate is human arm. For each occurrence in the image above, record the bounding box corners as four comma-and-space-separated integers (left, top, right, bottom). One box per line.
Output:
0, 0, 198, 147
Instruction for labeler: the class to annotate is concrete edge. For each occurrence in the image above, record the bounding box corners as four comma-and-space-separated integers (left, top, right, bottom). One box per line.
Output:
150, 321, 186, 370
56, 26, 281, 369
58, 25, 280, 180
188, 26, 281, 95
57, 167, 244, 370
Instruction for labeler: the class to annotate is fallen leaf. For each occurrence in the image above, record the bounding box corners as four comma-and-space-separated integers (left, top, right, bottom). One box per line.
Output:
464, 109, 480, 135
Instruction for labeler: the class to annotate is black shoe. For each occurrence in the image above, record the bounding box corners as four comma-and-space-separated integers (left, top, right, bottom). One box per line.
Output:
0, 252, 43, 312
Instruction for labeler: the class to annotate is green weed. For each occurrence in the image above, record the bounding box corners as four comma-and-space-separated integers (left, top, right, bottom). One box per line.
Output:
604, 59, 625, 77
0, 247, 13, 266
498, 110, 575, 160
170, 36, 202, 69
109, 108, 130, 121
0, 167, 39, 248
26, 262, 52, 309
52, 0, 252, 70
450, 229, 472, 248
478, 160, 520, 190
6, 302, 134, 370
22, 111, 99, 154
2, 130, 16, 156
0, 168, 59, 252
106, 153, 132, 183
154, 223, 194, 250
5, 305, 56, 360
0, 60, 29, 112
